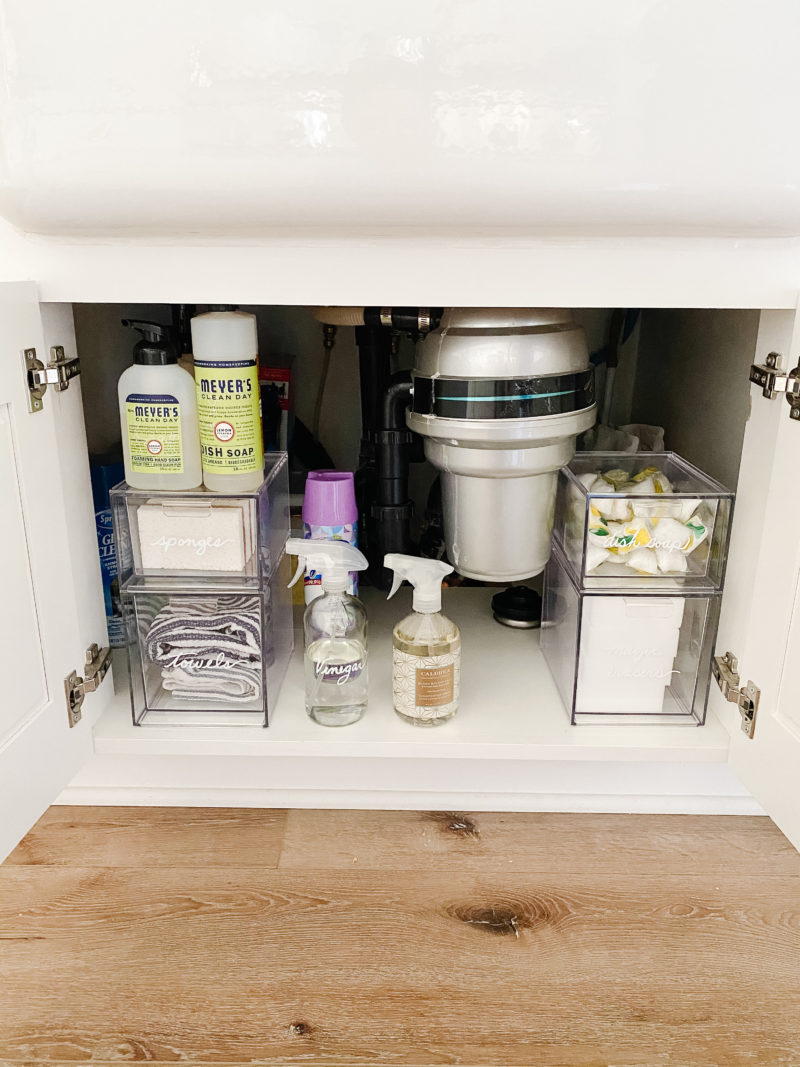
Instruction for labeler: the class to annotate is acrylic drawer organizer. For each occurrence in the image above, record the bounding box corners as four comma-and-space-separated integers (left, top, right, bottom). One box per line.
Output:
541, 544, 721, 726
111, 453, 290, 584
553, 452, 734, 592
110, 454, 293, 726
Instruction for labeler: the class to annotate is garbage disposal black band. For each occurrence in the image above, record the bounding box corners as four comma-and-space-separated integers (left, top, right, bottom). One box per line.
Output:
411, 369, 595, 420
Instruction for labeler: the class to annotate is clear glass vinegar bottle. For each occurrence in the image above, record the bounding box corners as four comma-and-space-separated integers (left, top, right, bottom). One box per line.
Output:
286, 537, 370, 727
304, 591, 368, 726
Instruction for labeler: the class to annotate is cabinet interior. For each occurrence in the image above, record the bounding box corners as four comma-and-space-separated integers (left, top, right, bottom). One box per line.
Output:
66, 303, 762, 762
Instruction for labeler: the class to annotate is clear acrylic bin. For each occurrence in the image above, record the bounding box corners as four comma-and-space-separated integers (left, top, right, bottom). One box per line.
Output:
111, 453, 289, 584
553, 452, 733, 592
122, 554, 294, 726
541, 543, 720, 725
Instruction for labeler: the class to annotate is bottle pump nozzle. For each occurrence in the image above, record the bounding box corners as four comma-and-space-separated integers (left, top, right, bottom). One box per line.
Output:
122, 319, 172, 343
122, 319, 178, 366
286, 537, 368, 594
384, 554, 454, 613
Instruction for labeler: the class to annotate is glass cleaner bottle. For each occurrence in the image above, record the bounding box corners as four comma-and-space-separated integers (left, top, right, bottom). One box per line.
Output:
384, 554, 461, 726
286, 538, 369, 726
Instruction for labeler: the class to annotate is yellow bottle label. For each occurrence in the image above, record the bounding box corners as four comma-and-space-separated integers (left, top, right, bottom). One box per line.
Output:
194, 358, 264, 475
125, 393, 184, 474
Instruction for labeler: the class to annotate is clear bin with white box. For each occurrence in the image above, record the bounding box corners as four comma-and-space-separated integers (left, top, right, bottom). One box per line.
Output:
110, 452, 289, 585
541, 543, 720, 725
553, 452, 733, 592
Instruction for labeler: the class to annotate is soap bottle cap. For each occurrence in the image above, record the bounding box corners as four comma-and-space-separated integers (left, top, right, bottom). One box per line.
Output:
384, 554, 454, 613
285, 537, 368, 594
122, 319, 178, 366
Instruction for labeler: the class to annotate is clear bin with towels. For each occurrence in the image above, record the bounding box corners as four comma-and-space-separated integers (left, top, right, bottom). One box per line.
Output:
122, 557, 293, 726
541, 543, 720, 725
111, 452, 289, 584
553, 452, 733, 592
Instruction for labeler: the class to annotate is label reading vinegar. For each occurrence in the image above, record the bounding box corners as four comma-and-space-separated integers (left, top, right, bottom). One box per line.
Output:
125, 393, 183, 473
195, 358, 264, 475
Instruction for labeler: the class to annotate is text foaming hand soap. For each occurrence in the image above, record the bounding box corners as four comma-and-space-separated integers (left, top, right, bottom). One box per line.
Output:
117, 320, 202, 491
191, 307, 264, 492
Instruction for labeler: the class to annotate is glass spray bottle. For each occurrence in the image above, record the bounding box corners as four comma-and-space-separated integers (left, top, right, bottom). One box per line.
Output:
384, 554, 461, 726
286, 538, 369, 726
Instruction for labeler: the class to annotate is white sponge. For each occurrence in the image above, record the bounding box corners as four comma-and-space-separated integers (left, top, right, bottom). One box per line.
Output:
137, 499, 255, 571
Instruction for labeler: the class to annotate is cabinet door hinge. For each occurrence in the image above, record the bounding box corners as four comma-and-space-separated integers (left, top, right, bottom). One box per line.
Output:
749, 352, 800, 422
65, 644, 112, 727
23, 346, 81, 413
712, 651, 760, 739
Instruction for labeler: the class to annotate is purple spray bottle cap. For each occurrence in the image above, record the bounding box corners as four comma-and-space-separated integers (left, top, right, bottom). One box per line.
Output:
303, 470, 358, 527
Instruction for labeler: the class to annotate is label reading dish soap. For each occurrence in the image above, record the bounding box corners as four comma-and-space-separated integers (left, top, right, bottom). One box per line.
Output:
125, 393, 183, 473
195, 358, 263, 475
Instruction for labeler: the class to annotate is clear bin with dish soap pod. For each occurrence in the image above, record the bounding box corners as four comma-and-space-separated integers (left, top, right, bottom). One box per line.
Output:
553, 452, 734, 592
111, 452, 289, 585
541, 542, 720, 725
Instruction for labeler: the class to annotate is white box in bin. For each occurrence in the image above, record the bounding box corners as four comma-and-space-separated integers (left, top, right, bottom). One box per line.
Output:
576, 596, 685, 714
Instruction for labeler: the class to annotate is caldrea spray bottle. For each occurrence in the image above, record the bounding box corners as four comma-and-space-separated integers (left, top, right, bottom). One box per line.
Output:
384, 554, 461, 726
286, 538, 369, 726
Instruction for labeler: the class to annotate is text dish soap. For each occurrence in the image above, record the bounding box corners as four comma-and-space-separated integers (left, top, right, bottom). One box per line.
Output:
191, 307, 264, 493
117, 320, 202, 491
286, 538, 369, 726
384, 554, 460, 726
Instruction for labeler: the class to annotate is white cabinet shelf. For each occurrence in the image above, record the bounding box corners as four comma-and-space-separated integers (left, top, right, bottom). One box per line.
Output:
61, 588, 757, 816
93, 588, 731, 763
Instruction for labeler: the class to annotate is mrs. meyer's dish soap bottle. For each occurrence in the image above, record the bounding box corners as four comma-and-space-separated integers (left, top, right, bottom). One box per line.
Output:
384, 554, 461, 726
286, 538, 369, 726
191, 307, 264, 493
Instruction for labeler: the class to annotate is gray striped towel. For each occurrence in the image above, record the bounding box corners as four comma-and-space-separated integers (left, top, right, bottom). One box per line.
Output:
146, 595, 262, 704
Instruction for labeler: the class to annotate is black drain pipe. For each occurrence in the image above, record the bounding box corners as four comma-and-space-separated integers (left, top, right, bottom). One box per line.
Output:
372, 372, 416, 587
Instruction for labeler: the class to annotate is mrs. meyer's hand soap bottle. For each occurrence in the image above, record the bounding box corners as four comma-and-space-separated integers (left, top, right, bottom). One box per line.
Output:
384, 555, 461, 726
286, 538, 369, 726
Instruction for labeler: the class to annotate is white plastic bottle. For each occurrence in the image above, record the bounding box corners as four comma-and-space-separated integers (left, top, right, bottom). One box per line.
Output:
384, 554, 461, 726
191, 307, 264, 492
286, 538, 369, 727
117, 320, 202, 491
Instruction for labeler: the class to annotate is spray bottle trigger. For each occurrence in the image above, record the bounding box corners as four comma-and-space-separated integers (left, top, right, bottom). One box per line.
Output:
387, 572, 403, 600
287, 557, 306, 588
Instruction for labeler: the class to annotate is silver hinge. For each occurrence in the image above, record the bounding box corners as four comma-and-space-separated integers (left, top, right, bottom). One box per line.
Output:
64, 643, 112, 727
23, 345, 81, 413
712, 651, 760, 739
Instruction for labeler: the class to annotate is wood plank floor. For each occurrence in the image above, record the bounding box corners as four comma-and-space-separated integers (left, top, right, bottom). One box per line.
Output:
2, 808, 800, 1067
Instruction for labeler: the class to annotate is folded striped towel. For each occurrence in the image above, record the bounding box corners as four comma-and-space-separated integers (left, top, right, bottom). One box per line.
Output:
146, 595, 262, 704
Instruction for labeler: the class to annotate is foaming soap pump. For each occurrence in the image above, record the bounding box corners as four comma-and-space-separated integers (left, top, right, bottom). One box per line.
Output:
384, 555, 460, 726
286, 538, 369, 727
117, 320, 202, 491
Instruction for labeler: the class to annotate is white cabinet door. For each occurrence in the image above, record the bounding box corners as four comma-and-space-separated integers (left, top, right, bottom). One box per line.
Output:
0, 283, 110, 860
712, 309, 800, 848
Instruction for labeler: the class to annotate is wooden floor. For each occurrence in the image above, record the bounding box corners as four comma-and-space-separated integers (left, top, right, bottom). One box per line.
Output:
2, 809, 800, 1066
